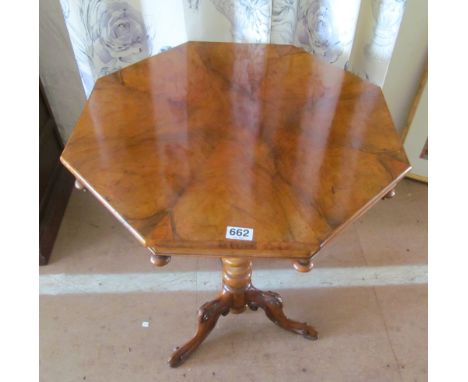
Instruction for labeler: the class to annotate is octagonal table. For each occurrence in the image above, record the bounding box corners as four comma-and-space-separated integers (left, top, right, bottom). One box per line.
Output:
61, 41, 410, 367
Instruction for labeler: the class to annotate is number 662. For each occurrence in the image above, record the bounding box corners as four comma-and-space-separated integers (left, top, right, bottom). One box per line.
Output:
229, 228, 249, 237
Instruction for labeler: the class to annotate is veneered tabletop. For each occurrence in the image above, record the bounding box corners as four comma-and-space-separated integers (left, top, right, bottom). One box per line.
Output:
61, 41, 410, 260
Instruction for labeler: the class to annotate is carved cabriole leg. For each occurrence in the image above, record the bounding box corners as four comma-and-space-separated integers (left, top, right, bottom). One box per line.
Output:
168, 257, 252, 367
168, 293, 232, 368
245, 288, 318, 340
168, 256, 317, 368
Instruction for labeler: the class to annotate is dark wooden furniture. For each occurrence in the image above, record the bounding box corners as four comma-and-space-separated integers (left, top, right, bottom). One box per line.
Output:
61, 42, 410, 366
39, 82, 74, 265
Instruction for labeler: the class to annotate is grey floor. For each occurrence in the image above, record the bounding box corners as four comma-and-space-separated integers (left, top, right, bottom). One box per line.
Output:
40, 179, 427, 382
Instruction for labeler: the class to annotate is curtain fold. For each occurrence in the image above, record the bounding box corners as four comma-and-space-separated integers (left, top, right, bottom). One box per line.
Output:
60, 0, 406, 97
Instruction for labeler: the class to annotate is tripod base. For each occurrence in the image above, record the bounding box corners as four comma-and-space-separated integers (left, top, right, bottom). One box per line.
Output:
168, 258, 317, 367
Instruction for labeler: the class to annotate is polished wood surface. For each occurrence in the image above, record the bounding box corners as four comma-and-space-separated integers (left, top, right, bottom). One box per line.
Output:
169, 257, 317, 367
61, 41, 410, 259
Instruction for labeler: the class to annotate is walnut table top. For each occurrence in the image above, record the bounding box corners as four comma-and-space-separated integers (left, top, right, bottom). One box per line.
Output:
61, 41, 409, 260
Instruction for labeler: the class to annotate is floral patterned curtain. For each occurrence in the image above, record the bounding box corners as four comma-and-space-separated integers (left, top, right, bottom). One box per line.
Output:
60, 0, 406, 97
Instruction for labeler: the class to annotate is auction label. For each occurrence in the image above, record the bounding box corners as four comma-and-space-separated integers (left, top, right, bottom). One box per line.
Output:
225, 226, 254, 241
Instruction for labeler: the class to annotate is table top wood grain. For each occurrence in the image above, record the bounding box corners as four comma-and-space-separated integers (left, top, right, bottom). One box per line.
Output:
61, 41, 410, 259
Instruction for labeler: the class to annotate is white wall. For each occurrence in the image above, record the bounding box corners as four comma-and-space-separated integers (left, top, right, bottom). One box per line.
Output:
383, 0, 428, 133
40, 0, 85, 142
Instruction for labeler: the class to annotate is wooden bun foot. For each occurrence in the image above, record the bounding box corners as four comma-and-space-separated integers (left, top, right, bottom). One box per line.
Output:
293, 259, 314, 272
74, 179, 86, 191
383, 188, 396, 199
150, 254, 171, 267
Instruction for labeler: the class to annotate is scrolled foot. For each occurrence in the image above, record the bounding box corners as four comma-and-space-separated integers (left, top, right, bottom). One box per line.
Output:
245, 288, 318, 340
168, 294, 231, 367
